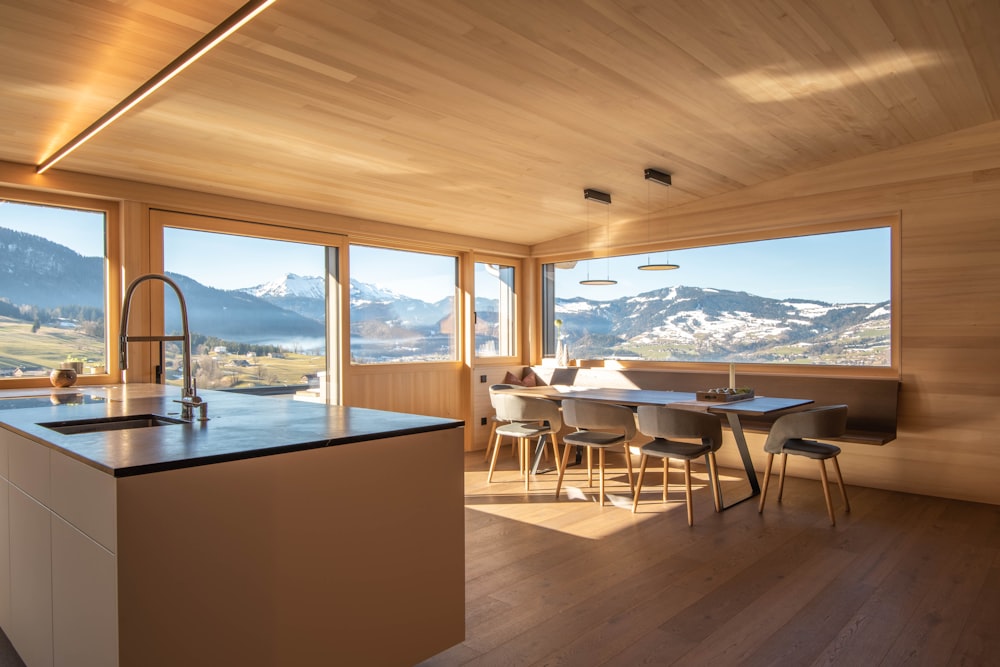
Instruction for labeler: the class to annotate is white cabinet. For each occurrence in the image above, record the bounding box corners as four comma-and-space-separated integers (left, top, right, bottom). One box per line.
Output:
0, 428, 118, 667
9, 486, 53, 667
0, 478, 9, 630
52, 515, 117, 667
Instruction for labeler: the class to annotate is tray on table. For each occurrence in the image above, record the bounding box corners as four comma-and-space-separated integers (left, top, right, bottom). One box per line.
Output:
696, 388, 755, 402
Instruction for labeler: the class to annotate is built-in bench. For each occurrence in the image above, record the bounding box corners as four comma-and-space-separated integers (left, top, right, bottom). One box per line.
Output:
529, 365, 899, 445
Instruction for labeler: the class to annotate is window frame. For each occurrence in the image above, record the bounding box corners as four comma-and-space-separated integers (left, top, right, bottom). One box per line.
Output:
472, 255, 521, 363
150, 209, 346, 402
0, 187, 121, 389
535, 214, 900, 378
346, 242, 463, 367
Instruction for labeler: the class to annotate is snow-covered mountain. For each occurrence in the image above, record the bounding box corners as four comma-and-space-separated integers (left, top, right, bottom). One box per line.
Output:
241, 274, 453, 329
245, 273, 325, 299
554, 285, 890, 364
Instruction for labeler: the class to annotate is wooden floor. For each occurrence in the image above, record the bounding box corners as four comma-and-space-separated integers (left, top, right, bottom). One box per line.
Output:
420, 449, 1000, 666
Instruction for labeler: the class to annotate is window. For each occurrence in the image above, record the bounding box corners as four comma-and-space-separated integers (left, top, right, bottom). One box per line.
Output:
161, 225, 333, 398
474, 261, 516, 357
349, 245, 458, 364
0, 197, 110, 379
543, 226, 892, 367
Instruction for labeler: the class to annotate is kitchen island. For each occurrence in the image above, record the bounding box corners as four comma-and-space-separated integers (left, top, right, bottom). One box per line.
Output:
0, 384, 465, 667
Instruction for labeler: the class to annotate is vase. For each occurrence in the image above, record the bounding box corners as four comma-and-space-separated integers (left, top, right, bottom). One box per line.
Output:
49, 368, 78, 387
556, 339, 569, 367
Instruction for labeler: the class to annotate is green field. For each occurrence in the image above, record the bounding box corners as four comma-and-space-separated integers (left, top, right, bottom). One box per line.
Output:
0, 316, 325, 387
0, 316, 105, 376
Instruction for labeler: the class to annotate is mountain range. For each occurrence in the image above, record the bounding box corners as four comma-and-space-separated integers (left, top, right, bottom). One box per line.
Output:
0, 227, 889, 364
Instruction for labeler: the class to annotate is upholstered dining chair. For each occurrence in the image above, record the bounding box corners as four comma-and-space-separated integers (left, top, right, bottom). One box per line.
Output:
555, 399, 637, 506
485, 384, 518, 463
488, 392, 562, 490
633, 406, 723, 526
758, 404, 850, 526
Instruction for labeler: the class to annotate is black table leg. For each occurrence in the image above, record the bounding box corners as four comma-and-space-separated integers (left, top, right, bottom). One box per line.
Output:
718, 412, 761, 509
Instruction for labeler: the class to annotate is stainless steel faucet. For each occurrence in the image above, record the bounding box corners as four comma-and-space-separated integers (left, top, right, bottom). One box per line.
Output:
119, 273, 207, 421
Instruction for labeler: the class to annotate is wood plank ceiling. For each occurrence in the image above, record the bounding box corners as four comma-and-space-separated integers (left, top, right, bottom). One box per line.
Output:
0, 0, 997, 246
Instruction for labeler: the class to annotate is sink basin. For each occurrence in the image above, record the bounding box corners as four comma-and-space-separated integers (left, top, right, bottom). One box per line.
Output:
38, 414, 187, 435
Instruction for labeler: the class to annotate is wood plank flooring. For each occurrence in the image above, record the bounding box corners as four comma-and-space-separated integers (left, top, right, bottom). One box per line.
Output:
420, 449, 1000, 666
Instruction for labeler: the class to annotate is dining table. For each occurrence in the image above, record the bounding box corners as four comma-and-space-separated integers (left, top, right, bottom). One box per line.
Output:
495, 385, 813, 509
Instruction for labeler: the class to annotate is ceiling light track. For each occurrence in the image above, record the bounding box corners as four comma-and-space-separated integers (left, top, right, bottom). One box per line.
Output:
35, 0, 277, 174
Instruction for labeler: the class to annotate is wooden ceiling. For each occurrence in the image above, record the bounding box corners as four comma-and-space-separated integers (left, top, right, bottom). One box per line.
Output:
1, 0, 997, 246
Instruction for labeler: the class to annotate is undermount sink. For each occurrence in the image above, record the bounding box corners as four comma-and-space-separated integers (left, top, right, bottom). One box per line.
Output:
38, 414, 187, 435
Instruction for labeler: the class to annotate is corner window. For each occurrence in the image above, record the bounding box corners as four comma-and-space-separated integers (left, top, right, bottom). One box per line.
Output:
0, 197, 110, 379
542, 226, 892, 367
474, 261, 516, 358
349, 245, 458, 364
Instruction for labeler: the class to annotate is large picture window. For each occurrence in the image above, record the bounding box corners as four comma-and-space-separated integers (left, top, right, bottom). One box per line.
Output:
349, 245, 458, 364
543, 226, 892, 367
0, 198, 109, 379
161, 225, 333, 397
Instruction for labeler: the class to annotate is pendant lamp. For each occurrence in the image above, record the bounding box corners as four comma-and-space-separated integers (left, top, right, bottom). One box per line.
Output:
637, 168, 680, 271
580, 188, 617, 286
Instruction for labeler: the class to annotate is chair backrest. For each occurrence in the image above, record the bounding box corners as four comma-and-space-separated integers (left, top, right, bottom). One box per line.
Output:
636, 406, 723, 451
763, 404, 848, 454
488, 384, 517, 411
562, 399, 636, 440
491, 393, 562, 431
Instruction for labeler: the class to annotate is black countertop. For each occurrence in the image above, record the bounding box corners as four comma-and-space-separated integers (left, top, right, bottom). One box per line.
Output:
0, 385, 463, 477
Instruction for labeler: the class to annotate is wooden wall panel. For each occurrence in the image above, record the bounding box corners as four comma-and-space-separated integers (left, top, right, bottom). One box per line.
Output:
344, 364, 469, 446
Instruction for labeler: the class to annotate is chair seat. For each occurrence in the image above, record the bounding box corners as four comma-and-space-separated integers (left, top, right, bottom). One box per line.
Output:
496, 422, 550, 438
639, 437, 711, 461
783, 438, 841, 460
563, 430, 626, 448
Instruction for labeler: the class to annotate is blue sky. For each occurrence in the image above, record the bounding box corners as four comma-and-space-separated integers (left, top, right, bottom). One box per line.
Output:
0, 200, 105, 256
1, 199, 890, 303
558, 228, 891, 303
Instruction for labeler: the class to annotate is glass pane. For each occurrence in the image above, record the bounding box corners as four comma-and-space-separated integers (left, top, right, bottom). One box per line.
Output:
350, 246, 457, 363
545, 228, 892, 366
0, 200, 107, 378
475, 262, 516, 357
163, 228, 328, 395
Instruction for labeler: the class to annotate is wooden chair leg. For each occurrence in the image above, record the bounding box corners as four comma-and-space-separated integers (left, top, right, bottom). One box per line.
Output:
632, 455, 648, 513
758, 453, 774, 513
662, 458, 669, 503
623, 442, 635, 493
523, 438, 531, 491
555, 437, 574, 500
599, 448, 606, 506
707, 452, 721, 513
777, 452, 789, 502
683, 459, 694, 526
487, 431, 504, 482
484, 420, 498, 461
832, 456, 850, 513
587, 448, 594, 487
818, 460, 835, 526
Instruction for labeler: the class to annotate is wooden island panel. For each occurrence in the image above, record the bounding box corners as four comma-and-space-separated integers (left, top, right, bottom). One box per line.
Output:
117, 427, 464, 667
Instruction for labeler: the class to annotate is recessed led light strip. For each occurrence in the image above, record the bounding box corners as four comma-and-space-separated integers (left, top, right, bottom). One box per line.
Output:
36, 0, 277, 174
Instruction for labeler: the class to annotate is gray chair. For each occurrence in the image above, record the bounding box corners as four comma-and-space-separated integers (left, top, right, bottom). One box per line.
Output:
633, 407, 723, 525
555, 399, 637, 506
758, 404, 850, 526
485, 384, 518, 463
489, 393, 562, 490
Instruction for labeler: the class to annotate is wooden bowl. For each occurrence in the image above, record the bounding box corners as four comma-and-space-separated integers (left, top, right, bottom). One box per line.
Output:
49, 368, 78, 387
